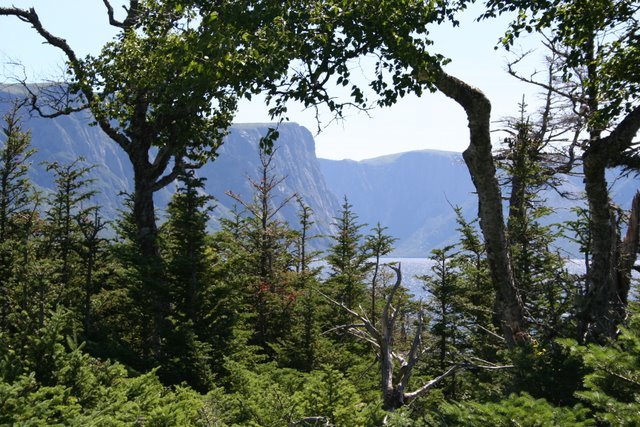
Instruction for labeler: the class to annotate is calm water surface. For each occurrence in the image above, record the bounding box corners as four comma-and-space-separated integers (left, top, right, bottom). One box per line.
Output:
317, 257, 588, 299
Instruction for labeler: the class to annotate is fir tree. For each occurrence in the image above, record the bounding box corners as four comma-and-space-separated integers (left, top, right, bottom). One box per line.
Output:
326, 197, 369, 311
44, 159, 98, 311
226, 147, 298, 351
0, 103, 36, 329
161, 170, 215, 389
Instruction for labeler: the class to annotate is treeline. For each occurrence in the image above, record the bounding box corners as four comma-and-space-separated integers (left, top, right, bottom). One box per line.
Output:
1, 103, 639, 426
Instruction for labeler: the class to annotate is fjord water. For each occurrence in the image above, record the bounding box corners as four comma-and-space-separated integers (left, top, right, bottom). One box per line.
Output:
317, 258, 589, 299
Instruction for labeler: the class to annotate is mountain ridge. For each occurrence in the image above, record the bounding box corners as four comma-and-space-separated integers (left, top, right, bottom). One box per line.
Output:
2, 85, 639, 257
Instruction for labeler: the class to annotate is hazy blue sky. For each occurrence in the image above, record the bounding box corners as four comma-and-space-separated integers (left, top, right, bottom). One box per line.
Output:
1, 1, 544, 160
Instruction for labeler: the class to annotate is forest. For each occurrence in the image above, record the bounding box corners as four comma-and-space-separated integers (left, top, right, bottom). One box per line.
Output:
1, 0, 640, 425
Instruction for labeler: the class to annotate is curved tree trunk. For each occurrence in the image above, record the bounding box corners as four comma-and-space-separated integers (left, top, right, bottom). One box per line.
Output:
579, 145, 640, 342
578, 105, 640, 343
430, 69, 527, 348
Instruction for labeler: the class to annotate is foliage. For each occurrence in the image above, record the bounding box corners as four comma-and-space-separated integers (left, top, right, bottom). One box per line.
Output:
326, 197, 370, 312
293, 366, 368, 427
441, 392, 594, 426
0, 309, 206, 426
2, 0, 640, 424
562, 309, 640, 426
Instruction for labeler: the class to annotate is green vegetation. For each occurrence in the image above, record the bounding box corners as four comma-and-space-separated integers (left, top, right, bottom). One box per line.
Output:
1, 0, 640, 425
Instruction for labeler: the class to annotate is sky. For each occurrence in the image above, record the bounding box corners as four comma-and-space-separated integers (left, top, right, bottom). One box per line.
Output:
1, 1, 544, 160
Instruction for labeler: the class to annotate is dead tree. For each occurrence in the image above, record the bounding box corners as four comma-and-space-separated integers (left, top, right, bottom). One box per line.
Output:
321, 264, 512, 412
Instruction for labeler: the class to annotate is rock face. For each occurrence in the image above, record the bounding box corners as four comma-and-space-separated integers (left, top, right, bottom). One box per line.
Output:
198, 123, 340, 240
2, 85, 639, 257
0, 86, 339, 241
319, 150, 477, 256
320, 152, 640, 257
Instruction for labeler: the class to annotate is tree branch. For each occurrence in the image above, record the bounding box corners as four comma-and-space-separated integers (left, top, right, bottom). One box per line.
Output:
102, 0, 140, 29
603, 105, 640, 165
0, 6, 131, 153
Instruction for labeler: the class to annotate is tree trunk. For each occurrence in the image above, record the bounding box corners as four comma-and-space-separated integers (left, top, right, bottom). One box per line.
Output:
578, 144, 618, 342
579, 141, 640, 342
617, 191, 640, 312
132, 162, 168, 362
432, 70, 527, 347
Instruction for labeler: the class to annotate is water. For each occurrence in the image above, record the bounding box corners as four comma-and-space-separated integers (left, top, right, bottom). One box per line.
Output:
315, 257, 589, 300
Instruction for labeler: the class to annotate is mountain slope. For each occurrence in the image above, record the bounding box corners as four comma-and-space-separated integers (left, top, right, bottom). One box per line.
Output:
0, 86, 339, 240
320, 150, 477, 256
320, 151, 640, 257
2, 85, 638, 257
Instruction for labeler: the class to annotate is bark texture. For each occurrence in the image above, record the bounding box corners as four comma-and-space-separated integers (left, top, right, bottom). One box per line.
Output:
578, 105, 640, 342
430, 69, 527, 347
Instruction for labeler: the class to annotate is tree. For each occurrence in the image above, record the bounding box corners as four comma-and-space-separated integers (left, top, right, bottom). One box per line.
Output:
422, 246, 462, 375
44, 159, 97, 308
326, 197, 369, 312
497, 100, 576, 342
413, 66, 528, 348
161, 170, 215, 389
226, 147, 298, 350
0, 102, 35, 329
563, 309, 640, 425
75, 205, 108, 338
484, 0, 640, 343
0, 1, 336, 361
363, 223, 397, 324
164, 171, 213, 325
321, 264, 513, 412
282, 197, 324, 371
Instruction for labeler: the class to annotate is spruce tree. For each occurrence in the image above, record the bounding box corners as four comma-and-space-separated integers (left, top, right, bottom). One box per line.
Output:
226, 147, 298, 351
0, 104, 35, 329
363, 222, 397, 324
44, 159, 97, 311
326, 197, 369, 311
497, 101, 574, 343
161, 170, 215, 389
276, 197, 324, 371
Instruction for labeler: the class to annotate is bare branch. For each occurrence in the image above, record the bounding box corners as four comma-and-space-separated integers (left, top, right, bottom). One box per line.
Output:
381, 263, 402, 324
398, 307, 424, 392
316, 288, 379, 338
404, 364, 464, 402
0, 6, 131, 152
404, 362, 514, 403
102, 0, 140, 29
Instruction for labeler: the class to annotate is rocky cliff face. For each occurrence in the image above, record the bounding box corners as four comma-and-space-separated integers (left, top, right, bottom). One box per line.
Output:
198, 123, 340, 239
320, 151, 640, 257
0, 86, 339, 241
319, 150, 477, 256
2, 85, 638, 257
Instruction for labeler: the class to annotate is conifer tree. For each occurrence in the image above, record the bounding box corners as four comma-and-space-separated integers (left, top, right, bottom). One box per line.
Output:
95, 195, 151, 368
161, 170, 215, 389
276, 197, 324, 371
497, 101, 574, 342
226, 147, 298, 350
363, 222, 397, 324
422, 245, 468, 398
451, 208, 497, 361
326, 197, 369, 311
75, 206, 107, 338
0, 104, 35, 329
44, 159, 97, 310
